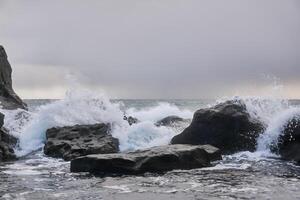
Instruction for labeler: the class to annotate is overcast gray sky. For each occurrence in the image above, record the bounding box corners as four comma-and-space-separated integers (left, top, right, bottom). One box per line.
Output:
0, 0, 299, 99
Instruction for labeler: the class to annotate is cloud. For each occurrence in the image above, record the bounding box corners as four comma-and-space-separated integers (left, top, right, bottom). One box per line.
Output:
1, 0, 300, 99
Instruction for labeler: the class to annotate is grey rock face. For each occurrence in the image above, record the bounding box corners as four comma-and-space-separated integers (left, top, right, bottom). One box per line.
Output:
0, 45, 27, 110
44, 123, 120, 161
171, 100, 265, 154
70, 144, 221, 174
0, 112, 17, 162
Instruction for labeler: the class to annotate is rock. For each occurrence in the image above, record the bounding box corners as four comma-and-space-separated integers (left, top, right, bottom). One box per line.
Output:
44, 123, 120, 161
70, 144, 221, 174
276, 115, 300, 163
171, 100, 265, 154
0, 45, 27, 110
0, 129, 18, 162
155, 115, 191, 127
0, 112, 4, 128
123, 116, 139, 126
0, 113, 17, 162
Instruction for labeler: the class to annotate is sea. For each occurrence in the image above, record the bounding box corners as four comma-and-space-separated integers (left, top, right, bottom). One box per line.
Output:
0, 89, 300, 200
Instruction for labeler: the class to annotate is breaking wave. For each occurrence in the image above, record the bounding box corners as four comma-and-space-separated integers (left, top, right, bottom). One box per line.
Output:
0, 89, 193, 156
1, 83, 300, 159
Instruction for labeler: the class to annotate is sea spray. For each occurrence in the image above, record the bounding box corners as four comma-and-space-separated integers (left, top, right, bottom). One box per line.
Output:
126, 102, 192, 122
1, 89, 193, 156
256, 108, 300, 153
113, 121, 177, 151
15, 89, 125, 156
2, 82, 297, 157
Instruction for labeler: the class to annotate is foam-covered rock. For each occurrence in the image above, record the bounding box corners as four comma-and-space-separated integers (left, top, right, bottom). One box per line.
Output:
155, 115, 191, 127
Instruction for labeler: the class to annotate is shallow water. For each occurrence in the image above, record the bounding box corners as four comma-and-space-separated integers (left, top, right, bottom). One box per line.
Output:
1, 151, 300, 200
1, 98, 300, 199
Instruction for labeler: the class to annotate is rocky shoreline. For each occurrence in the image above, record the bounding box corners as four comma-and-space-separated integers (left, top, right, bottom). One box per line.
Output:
1, 45, 300, 175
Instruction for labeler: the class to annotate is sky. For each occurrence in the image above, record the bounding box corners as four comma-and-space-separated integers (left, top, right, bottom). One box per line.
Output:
0, 0, 299, 99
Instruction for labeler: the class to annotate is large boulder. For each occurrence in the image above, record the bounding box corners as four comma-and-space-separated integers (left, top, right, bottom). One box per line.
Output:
0, 45, 27, 110
70, 144, 221, 174
171, 100, 265, 154
0, 112, 17, 162
44, 123, 120, 161
155, 115, 191, 127
276, 115, 300, 163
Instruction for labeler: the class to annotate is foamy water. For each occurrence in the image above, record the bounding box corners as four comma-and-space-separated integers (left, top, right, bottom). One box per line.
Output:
0, 89, 193, 156
1, 90, 300, 199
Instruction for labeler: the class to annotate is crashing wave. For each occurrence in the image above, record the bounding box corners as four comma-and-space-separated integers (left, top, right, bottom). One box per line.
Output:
1, 89, 193, 156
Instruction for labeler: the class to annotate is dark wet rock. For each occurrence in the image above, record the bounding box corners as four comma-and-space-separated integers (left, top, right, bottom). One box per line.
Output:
276, 115, 300, 163
70, 144, 221, 174
155, 115, 191, 127
171, 100, 265, 154
0, 112, 17, 162
0, 112, 4, 128
0, 45, 27, 110
123, 116, 139, 126
44, 123, 120, 161
0, 129, 18, 162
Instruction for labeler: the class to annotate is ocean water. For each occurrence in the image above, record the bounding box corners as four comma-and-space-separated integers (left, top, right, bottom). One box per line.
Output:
1, 90, 300, 200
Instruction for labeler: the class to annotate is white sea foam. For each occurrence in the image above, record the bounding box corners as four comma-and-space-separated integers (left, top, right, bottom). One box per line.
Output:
126, 102, 192, 122
1, 88, 192, 156
113, 121, 178, 151
1, 81, 299, 159
256, 107, 300, 153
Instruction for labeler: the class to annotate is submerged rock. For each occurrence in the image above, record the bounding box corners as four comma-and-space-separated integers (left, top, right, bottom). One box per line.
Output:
70, 144, 221, 174
276, 115, 300, 163
123, 116, 139, 126
155, 115, 191, 127
171, 100, 265, 154
44, 123, 119, 161
0, 112, 17, 162
0, 46, 27, 110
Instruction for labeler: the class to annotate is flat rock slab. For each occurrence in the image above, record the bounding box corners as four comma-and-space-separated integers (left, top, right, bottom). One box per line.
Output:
44, 123, 119, 161
70, 144, 221, 174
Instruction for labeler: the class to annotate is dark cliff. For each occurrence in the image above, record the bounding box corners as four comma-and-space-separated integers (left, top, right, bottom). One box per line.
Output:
0, 45, 27, 110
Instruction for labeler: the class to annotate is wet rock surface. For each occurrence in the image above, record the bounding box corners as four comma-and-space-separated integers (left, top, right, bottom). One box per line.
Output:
277, 115, 300, 163
44, 123, 119, 161
171, 100, 265, 154
155, 115, 191, 127
70, 144, 221, 174
0, 46, 27, 110
0, 112, 17, 162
